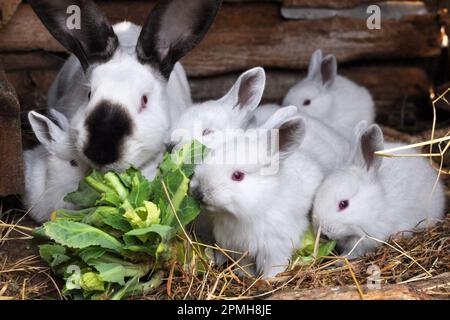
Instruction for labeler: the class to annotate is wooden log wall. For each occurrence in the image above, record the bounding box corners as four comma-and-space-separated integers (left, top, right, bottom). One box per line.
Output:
0, 1, 446, 128
267, 272, 450, 300
0, 68, 24, 196
0, 0, 448, 195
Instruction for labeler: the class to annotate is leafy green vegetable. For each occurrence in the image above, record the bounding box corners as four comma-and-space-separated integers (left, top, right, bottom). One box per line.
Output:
43, 220, 125, 253
124, 224, 173, 239
109, 272, 164, 301
34, 141, 206, 300
291, 228, 336, 267
35, 140, 333, 299
80, 272, 105, 292
39, 244, 71, 268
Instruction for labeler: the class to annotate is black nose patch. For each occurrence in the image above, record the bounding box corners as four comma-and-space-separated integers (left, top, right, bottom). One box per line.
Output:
84, 100, 133, 166
190, 186, 204, 203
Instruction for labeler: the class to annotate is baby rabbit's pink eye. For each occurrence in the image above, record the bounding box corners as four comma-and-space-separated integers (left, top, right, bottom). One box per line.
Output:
202, 128, 213, 136
139, 95, 148, 113
303, 99, 311, 106
232, 171, 245, 182
338, 200, 349, 211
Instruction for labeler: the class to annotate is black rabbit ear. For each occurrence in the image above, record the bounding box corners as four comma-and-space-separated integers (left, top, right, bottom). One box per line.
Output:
29, 0, 118, 71
137, 0, 222, 79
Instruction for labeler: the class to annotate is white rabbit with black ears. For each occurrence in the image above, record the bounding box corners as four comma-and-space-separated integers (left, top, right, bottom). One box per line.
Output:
312, 122, 446, 259
169, 67, 266, 151
283, 49, 375, 139
30, 0, 222, 179
190, 107, 324, 279
23, 110, 89, 223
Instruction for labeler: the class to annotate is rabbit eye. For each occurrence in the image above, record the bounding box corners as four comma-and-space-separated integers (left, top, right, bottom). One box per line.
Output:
70, 160, 79, 167
202, 128, 213, 136
338, 200, 349, 211
303, 99, 311, 106
139, 95, 148, 113
88, 91, 92, 100
231, 171, 245, 182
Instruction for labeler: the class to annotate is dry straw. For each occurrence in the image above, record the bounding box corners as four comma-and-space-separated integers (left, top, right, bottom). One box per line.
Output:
1, 90, 449, 300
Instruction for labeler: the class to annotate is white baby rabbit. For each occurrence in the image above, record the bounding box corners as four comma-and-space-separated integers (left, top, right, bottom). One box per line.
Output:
30, 0, 221, 178
190, 107, 325, 278
312, 122, 446, 259
23, 110, 89, 223
283, 50, 375, 139
169, 67, 266, 150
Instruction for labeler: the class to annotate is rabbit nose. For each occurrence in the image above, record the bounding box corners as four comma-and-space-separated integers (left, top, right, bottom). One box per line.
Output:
190, 186, 204, 202
321, 233, 331, 241
166, 142, 176, 153
84, 101, 133, 166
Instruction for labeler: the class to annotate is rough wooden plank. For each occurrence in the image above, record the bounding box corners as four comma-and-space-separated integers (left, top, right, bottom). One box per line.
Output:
284, 0, 362, 8
190, 65, 429, 105
0, 0, 21, 29
1, 52, 65, 72
0, 67, 24, 196
281, 1, 428, 20
5, 70, 53, 116
283, 0, 423, 9
267, 272, 450, 300
0, 3, 441, 76
184, 4, 440, 76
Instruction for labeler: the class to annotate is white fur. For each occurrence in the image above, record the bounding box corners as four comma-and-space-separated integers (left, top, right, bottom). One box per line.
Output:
23, 110, 89, 223
283, 50, 375, 139
170, 67, 351, 174
252, 105, 352, 174
284, 112, 351, 173
190, 107, 325, 278
249, 104, 281, 128
169, 67, 266, 151
48, 22, 192, 179
312, 122, 446, 258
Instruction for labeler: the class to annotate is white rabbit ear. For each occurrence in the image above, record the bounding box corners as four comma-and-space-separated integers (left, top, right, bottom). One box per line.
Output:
353, 124, 384, 172
49, 109, 69, 131
321, 55, 337, 88
262, 106, 304, 159
354, 120, 370, 138
220, 67, 266, 113
29, 0, 118, 71
28, 111, 64, 148
307, 49, 323, 82
260, 106, 298, 130
137, 0, 222, 79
